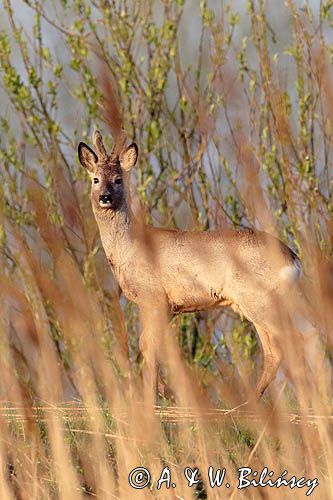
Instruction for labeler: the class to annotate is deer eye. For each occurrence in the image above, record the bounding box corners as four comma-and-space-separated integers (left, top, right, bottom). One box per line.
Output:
93, 178, 99, 184
114, 178, 122, 185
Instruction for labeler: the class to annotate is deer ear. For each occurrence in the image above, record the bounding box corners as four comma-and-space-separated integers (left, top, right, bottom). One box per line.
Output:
78, 142, 98, 173
119, 143, 138, 172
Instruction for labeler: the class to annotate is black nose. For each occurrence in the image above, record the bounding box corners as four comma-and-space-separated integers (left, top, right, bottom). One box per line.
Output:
99, 194, 112, 203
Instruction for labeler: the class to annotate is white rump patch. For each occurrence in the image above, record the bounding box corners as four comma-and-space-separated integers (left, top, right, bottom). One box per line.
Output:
279, 259, 302, 281
279, 265, 298, 281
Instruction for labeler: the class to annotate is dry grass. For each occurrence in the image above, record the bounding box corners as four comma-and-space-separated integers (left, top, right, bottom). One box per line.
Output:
0, 1, 333, 498
0, 168, 332, 500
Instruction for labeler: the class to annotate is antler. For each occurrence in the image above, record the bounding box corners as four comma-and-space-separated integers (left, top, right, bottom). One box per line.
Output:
110, 130, 127, 158
93, 130, 107, 160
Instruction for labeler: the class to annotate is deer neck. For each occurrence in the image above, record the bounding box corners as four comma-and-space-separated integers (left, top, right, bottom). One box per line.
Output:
93, 202, 133, 266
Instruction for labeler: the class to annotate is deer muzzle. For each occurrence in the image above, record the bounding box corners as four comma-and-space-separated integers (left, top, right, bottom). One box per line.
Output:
99, 193, 113, 208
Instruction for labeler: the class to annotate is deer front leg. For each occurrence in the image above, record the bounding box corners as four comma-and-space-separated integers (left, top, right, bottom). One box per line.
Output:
139, 299, 171, 404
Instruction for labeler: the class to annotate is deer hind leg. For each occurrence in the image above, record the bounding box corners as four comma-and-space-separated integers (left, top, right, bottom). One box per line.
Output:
254, 326, 283, 398
283, 328, 311, 409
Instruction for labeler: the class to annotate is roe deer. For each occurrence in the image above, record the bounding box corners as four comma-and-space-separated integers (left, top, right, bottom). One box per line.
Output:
78, 130, 304, 399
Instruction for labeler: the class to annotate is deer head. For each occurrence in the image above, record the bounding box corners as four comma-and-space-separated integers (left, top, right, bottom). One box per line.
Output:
78, 130, 138, 212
